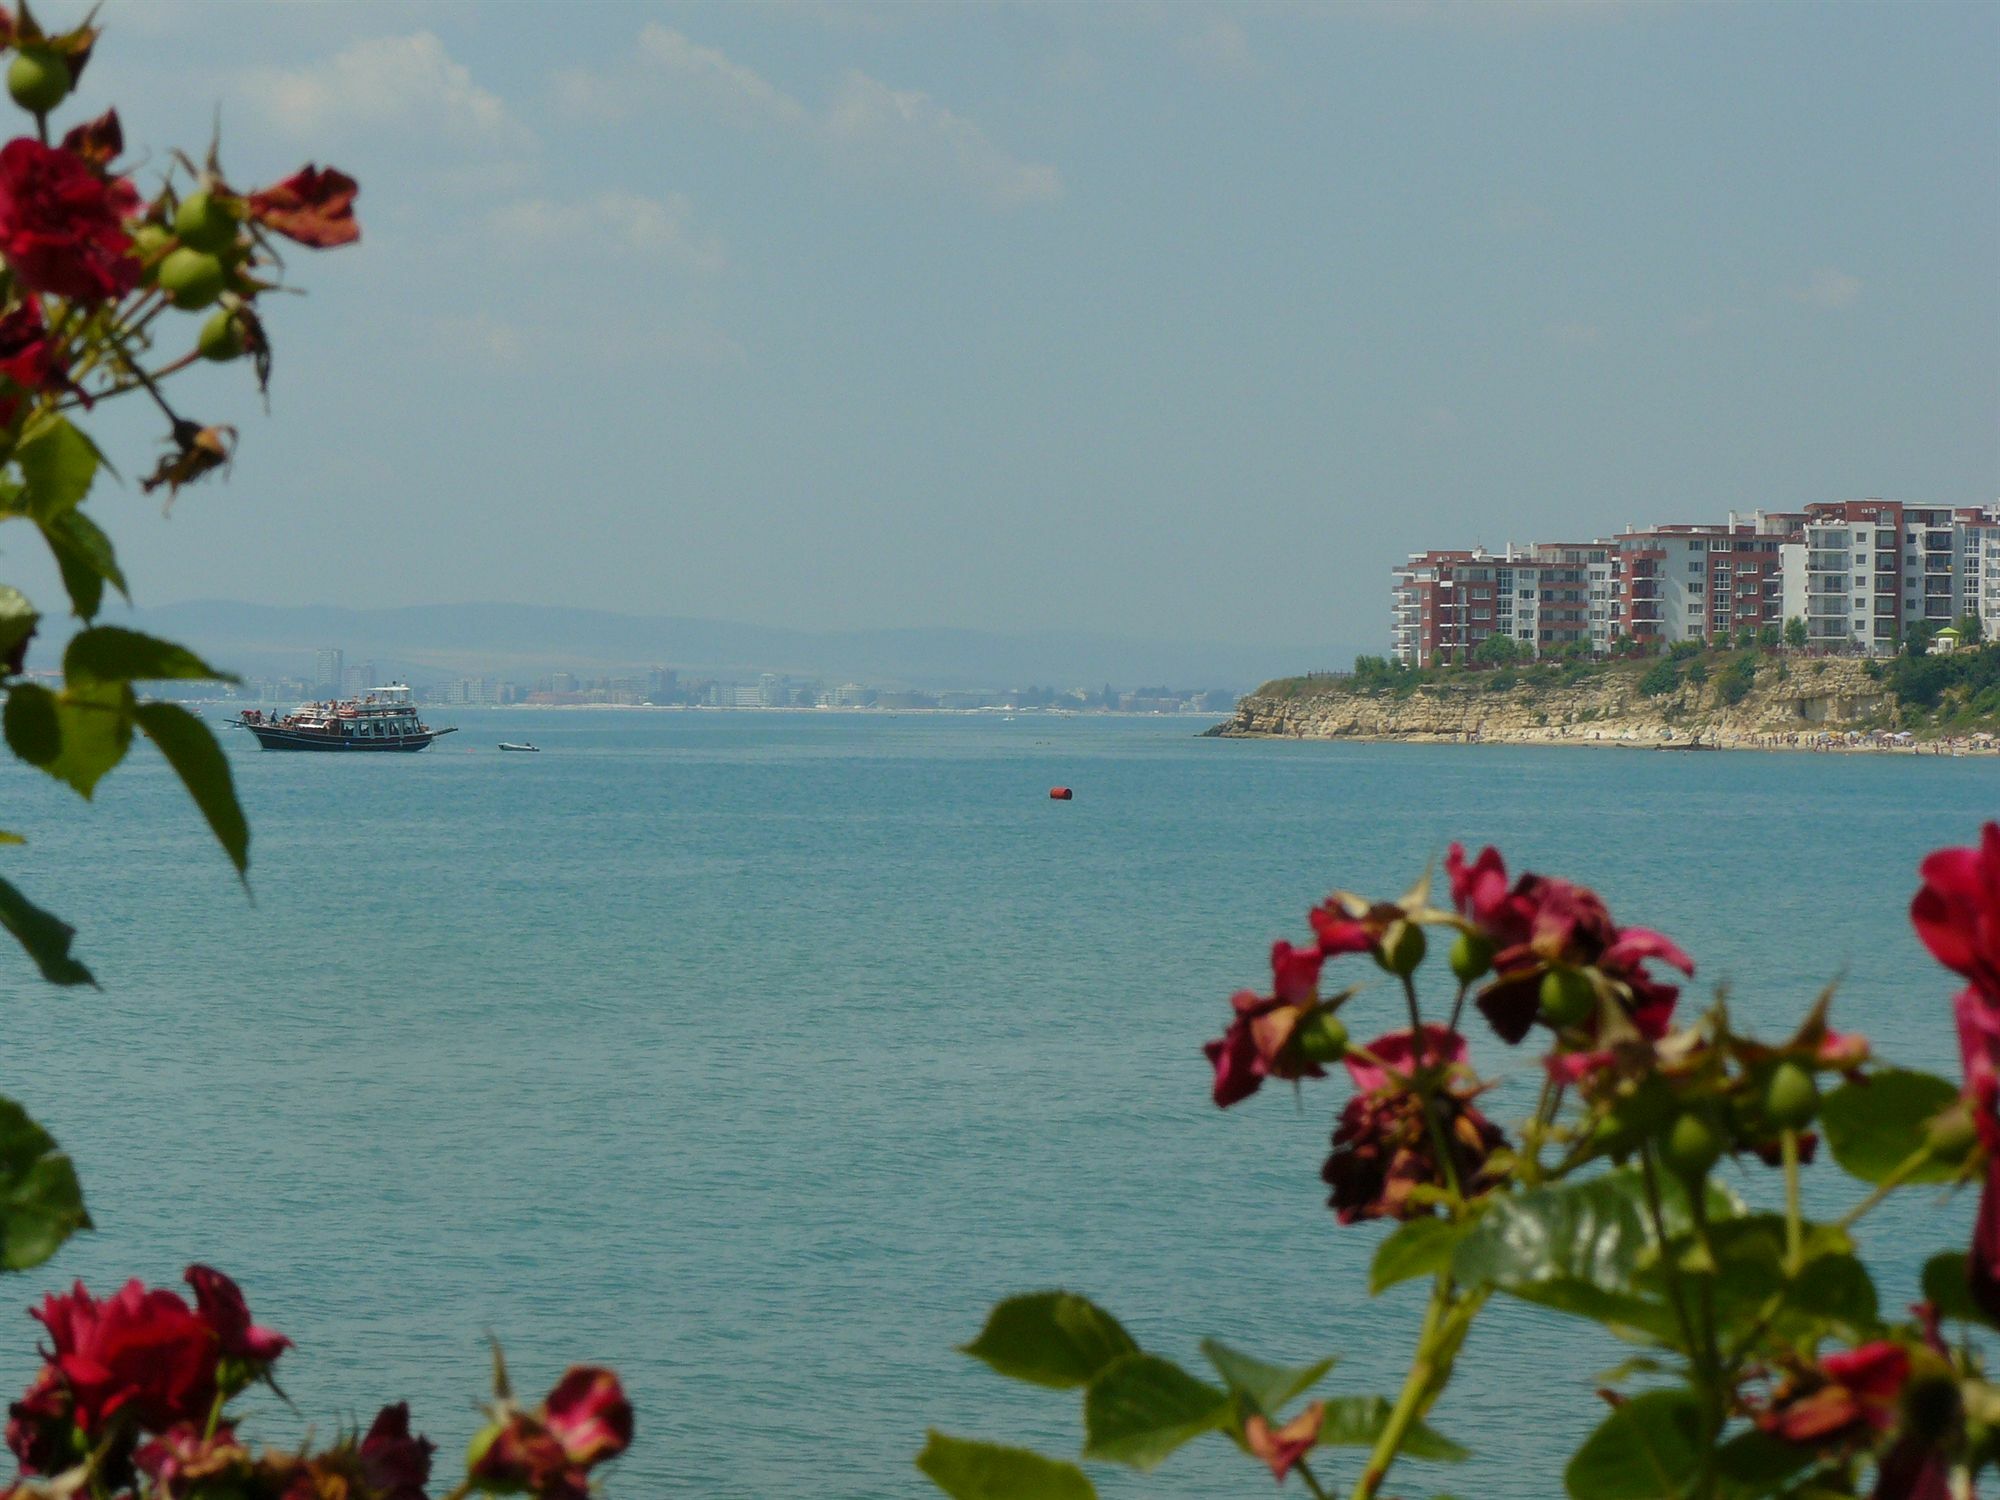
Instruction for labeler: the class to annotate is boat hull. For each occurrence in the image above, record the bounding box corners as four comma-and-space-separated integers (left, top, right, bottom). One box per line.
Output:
240, 724, 456, 752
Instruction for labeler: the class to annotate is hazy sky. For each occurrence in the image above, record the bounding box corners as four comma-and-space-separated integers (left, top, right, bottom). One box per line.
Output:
31, 0, 2000, 657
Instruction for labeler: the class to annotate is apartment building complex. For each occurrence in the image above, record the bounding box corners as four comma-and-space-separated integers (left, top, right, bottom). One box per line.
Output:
1391, 501, 2000, 666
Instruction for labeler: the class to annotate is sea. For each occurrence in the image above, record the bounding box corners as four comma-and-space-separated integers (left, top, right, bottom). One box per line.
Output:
0, 709, 1992, 1498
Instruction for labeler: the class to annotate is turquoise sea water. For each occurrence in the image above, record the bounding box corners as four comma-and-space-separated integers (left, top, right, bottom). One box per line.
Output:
0, 710, 1992, 1497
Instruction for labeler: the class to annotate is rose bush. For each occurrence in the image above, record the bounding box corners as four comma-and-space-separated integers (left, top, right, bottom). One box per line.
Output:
0, 8, 634, 1496
923, 829, 2000, 1499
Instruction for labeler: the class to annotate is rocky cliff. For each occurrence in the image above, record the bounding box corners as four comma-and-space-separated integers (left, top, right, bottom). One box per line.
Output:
1206, 658, 1899, 747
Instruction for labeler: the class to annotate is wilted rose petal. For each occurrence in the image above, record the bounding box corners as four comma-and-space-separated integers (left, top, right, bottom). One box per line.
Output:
246, 165, 359, 248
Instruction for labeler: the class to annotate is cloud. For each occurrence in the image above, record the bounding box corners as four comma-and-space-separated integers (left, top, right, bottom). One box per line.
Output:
1177, 18, 1258, 80
556, 24, 1061, 210
422, 307, 746, 372
1675, 310, 1717, 337
1789, 267, 1862, 310
239, 32, 529, 148
489, 193, 727, 274
823, 72, 1061, 208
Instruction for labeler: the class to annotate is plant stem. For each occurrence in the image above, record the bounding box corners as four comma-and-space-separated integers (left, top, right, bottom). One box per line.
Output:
1295, 1458, 1331, 1500
1834, 1143, 1936, 1231
1781, 1128, 1803, 1275
1348, 1278, 1451, 1500
1443, 977, 1470, 1038
1637, 1148, 1705, 1372
1399, 973, 1464, 1200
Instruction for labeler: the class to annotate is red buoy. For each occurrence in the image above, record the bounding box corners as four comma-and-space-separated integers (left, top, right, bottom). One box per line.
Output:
1049, 787, 1073, 800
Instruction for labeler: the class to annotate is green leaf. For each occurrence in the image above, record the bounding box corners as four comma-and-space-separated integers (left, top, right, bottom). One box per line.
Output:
1199, 1340, 1335, 1417
1696, 1218, 1878, 1338
1455, 1169, 1738, 1349
916, 1433, 1096, 1500
16, 414, 101, 520
1788, 1252, 1878, 1332
4, 681, 59, 765
1563, 1389, 1706, 1499
1082, 1353, 1229, 1469
1822, 1070, 1964, 1185
1714, 1427, 1815, 1499
0, 1094, 91, 1270
37, 508, 125, 621
0, 877, 92, 986
1316, 1396, 1469, 1462
1371, 1216, 1466, 1294
960, 1292, 1138, 1389
22, 679, 134, 799
1922, 1251, 2000, 1330
134, 702, 249, 878
65, 628, 235, 687
0, 586, 36, 675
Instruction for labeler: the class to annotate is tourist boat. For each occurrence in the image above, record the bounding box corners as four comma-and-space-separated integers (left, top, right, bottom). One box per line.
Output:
233, 684, 457, 752
498, 742, 539, 753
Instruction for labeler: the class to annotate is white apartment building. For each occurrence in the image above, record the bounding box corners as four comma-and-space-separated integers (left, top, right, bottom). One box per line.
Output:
1784, 501, 2000, 654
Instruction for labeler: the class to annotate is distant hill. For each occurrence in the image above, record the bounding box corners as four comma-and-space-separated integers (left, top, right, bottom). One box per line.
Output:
28, 599, 1350, 694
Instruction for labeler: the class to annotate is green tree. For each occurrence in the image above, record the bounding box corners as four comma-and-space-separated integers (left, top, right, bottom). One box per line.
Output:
1472, 634, 1522, 668
1757, 623, 1781, 650
1905, 619, 1936, 658
1784, 616, 1808, 649
1956, 612, 1986, 646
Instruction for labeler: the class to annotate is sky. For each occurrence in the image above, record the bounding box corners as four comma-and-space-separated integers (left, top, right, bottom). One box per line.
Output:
21, 0, 2000, 660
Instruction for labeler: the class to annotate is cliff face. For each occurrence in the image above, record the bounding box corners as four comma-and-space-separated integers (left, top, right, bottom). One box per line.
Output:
1207, 659, 1896, 745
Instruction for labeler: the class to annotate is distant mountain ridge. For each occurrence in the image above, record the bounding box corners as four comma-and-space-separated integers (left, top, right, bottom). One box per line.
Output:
30, 600, 1347, 693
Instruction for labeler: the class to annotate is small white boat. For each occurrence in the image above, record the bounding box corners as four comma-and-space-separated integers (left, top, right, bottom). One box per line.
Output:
498, 742, 540, 753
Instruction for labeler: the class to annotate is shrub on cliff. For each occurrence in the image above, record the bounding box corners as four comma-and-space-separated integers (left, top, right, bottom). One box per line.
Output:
1715, 652, 1758, 706
1889, 642, 2000, 710
1638, 658, 1680, 697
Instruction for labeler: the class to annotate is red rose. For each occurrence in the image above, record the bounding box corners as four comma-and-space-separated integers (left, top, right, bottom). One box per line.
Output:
1757, 1341, 1908, 1447
1245, 1402, 1322, 1481
0, 138, 139, 303
1444, 844, 1692, 1046
1914, 827, 2000, 1321
134, 1421, 248, 1498
31, 1279, 218, 1435
0, 294, 62, 427
471, 1367, 631, 1500
5, 1365, 72, 1474
543, 1366, 632, 1469
1202, 939, 1336, 1108
359, 1403, 434, 1500
470, 1415, 583, 1500
1912, 822, 2000, 1002
184, 1265, 290, 1366
246, 165, 359, 249
57, 109, 122, 173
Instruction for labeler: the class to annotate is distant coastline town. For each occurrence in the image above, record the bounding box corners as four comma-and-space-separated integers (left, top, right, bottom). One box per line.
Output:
208, 650, 1238, 715
1394, 497, 2000, 667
